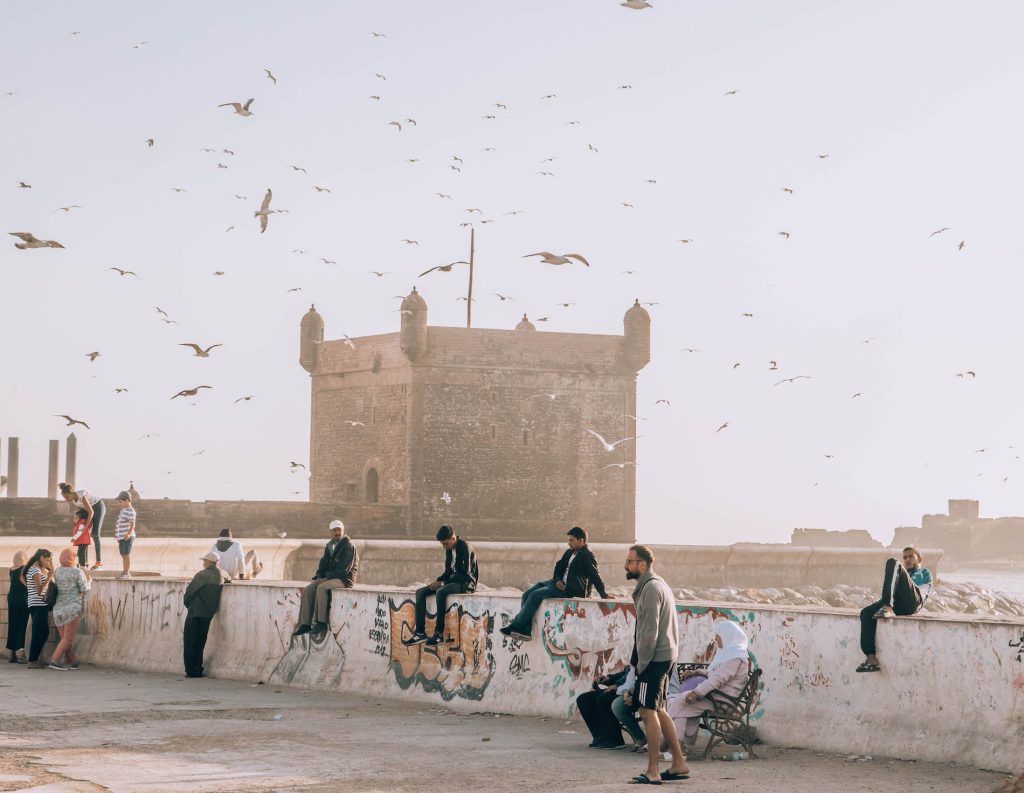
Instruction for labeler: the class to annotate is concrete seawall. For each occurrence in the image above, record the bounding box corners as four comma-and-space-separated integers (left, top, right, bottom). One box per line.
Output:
0, 536, 943, 590
2, 572, 1020, 772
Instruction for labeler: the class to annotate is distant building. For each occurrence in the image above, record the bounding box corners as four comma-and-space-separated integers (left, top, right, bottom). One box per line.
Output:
298, 291, 651, 542
791, 528, 881, 548
892, 499, 1024, 560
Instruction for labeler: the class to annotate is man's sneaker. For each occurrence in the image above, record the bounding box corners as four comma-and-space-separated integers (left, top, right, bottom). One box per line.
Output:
291, 624, 311, 636
402, 631, 428, 646
48, 662, 70, 671
499, 625, 514, 637
69, 663, 80, 670
311, 622, 328, 635
116, 572, 131, 580
424, 633, 444, 647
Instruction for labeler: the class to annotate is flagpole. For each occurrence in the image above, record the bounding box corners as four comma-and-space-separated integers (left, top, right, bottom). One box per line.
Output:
466, 227, 475, 328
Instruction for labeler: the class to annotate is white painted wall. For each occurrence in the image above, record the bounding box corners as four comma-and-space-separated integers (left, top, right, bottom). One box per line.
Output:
64, 577, 1024, 772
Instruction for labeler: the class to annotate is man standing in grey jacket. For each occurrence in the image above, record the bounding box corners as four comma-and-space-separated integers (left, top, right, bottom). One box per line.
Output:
623, 544, 690, 784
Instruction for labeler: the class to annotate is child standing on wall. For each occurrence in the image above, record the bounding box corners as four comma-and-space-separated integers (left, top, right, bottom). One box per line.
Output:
71, 508, 92, 568
114, 490, 137, 580
856, 546, 933, 673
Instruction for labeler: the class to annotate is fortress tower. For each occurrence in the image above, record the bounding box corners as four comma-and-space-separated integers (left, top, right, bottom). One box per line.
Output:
299, 293, 650, 542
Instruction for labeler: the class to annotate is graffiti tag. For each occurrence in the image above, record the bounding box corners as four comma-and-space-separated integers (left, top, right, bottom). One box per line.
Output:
1011, 631, 1024, 664
368, 594, 389, 657
388, 598, 495, 701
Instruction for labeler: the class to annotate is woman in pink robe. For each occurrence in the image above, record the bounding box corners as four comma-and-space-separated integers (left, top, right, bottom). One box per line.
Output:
667, 620, 751, 748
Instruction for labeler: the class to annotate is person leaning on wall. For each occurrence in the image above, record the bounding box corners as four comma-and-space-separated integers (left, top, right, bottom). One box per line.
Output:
182, 551, 231, 678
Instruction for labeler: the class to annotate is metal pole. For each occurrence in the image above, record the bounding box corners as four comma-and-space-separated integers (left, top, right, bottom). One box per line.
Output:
466, 227, 475, 328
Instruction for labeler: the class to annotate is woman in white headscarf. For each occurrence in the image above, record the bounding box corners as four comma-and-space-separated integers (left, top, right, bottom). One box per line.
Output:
667, 620, 751, 750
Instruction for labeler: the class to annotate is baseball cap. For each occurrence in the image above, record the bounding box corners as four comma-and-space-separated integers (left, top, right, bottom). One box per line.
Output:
117, 490, 131, 501
200, 552, 219, 562
329, 519, 344, 530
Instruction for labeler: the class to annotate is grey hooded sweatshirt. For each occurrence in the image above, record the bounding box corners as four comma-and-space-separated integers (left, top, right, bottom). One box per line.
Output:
631, 568, 678, 675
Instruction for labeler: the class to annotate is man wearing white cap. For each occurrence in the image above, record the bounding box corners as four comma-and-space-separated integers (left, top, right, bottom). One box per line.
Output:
293, 519, 358, 638
182, 552, 230, 678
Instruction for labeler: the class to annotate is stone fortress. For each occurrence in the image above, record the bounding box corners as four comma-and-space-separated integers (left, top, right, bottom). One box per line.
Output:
299, 290, 651, 542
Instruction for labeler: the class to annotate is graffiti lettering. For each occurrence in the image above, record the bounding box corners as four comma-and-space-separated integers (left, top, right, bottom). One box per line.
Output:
1011, 631, 1024, 663
369, 594, 389, 657
542, 601, 631, 682
388, 598, 495, 701
508, 652, 531, 678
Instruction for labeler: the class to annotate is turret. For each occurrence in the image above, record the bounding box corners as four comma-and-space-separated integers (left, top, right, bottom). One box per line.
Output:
299, 304, 324, 373
515, 314, 536, 331
622, 299, 651, 372
400, 287, 429, 361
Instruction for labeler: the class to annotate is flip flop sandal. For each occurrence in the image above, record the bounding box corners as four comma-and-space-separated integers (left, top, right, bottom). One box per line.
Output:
631, 773, 663, 785
661, 771, 690, 780
855, 662, 881, 673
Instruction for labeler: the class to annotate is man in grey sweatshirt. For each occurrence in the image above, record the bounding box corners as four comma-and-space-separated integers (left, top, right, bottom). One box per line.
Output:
623, 544, 690, 784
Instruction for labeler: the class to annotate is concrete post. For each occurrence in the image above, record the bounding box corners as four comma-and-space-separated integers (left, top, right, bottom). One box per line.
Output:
48, 439, 60, 499
7, 437, 19, 497
65, 432, 77, 486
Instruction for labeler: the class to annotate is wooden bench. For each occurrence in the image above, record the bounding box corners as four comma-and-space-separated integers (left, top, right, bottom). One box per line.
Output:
677, 662, 762, 759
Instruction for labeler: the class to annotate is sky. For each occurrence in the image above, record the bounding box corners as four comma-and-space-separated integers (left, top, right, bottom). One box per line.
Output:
3, 0, 1024, 546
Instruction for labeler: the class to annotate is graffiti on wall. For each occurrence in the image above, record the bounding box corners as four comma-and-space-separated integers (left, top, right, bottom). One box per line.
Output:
502, 634, 531, 679
388, 598, 495, 701
87, 584, 184, 636
1011, 631, 1024, 664
541, 601, 633, 683
269, 589, 348, 687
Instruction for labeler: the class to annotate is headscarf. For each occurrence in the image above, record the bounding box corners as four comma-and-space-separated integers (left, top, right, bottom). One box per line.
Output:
708, 620, 749, 670
12, 550, 28, 568
59, 548, 76, 566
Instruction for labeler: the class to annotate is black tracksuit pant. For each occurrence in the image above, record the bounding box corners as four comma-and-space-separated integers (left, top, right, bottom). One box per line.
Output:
27, 606, 50, 663
183, 615, 212, 677
577, 687, 625, 746
860, 558, 922, 656
414, 583, 467, 636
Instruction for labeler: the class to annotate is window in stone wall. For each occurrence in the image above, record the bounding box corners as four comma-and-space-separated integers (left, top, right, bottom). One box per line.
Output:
365, 467, 379, 503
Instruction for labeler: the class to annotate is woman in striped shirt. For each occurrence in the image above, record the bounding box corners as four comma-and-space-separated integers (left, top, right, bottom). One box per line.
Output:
22, 548, 54, 669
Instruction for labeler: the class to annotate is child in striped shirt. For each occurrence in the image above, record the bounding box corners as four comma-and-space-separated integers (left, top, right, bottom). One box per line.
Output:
114, 490, 137, 580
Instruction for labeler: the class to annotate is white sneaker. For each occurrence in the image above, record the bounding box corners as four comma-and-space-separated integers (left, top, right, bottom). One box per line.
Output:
116, 573, 131, 579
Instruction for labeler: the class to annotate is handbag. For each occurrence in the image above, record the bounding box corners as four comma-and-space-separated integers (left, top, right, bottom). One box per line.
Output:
45, 579, 58, 609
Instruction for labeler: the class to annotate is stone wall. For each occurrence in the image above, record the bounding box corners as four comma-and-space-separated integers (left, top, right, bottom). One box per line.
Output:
2, 574, 1020, 771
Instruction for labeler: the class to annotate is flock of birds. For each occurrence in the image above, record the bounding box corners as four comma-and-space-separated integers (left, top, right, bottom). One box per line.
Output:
3, 2, 998, 507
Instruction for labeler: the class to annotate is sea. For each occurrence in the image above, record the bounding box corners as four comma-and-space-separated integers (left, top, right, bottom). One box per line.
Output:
941, 564, 1024, 600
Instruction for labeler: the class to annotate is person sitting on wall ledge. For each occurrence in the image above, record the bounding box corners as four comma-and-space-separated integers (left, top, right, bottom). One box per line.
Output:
209, 528, 263, 580
292, 519, 358, 638
501, 525, 609, 641
402, 525, 478, 648
856, 546, 933, 673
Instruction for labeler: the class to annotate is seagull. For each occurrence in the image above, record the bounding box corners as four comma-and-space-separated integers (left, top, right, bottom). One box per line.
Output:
171, 187, 188, 192
681, 348, 700, 353
139, 433, 161, 440
851, 393, 862, 399
958, 240, 966, 251
55, 414, 90, 429
113, 388, 128, 393
311, 185, 331, 193
823, 454, 835, 459
556, 302, 576, 308
618, 84, 633, 90
504, 210, 526, 216
724, 89, 738, 96
389, 121, 402, 131
716, 422, 729, 432
587, 429, 639, 452
254, 189, 274, 233
171, 386, 212, 400
368, 95, 381, 101
234, 395, 255, 403
370, 31, 387, 37
441, 492, 452, 505
55, 205, 82, 213
732, 363, 741, 369
538, 171, 555, 177
108, 267, 137, 277
179, 343, 223, 358
774, 376, 812, 386
369, 271, 390, 278
9, 232, 64, 250
587, 144, 599, 154
265, 69, 277, 84
778, 231, 790, 239
85, 351, 100, 362
621, 0, 652, 8
213, 271, 225, 276
130, 41, 147, 49
375, 72, 387, 80
541, 94, 557, 100
289, 165, 307, 173
493, 293, 514, 301
536, 317, 550, 322
434, 193, 453, 200
621, 202, 635, 209
289, 461, 307, 470
342, 335, 356, 349
401, 239, 419, 245
155, 306, 169, 317
768, 361, 778, 370
219, 98, 254, 117
741, 313, 754, 318
817, 154, 830, 159
419, 261, 469, 277
524, 251, 590, 266
604, 462, 638, 469
929, 227, 951, 237
286, 287, 302, 293
17, 181, 31, 188
343, 420, 365, 427
320, 258, 337, 266
655, 399, 671, 406
158, 318, 178, 325
145, 138, 154, 147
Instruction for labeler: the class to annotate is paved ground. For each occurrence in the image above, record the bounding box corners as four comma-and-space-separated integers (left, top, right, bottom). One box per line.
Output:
0, 664, 1012, 793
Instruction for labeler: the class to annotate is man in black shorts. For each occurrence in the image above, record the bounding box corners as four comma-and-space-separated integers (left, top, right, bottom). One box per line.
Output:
623, 544, 689, 784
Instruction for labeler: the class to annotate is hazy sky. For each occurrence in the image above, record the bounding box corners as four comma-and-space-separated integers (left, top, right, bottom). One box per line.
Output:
4, 1, 1024, 545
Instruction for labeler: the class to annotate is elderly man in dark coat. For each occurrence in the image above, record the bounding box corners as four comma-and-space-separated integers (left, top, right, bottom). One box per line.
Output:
183, 551, 230, 678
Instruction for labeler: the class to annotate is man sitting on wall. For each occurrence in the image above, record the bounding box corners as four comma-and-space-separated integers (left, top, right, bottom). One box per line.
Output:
292, 519, 358, 638
402, 525, 478, 648
209, 528, 263, 580
500, 526, 608, 641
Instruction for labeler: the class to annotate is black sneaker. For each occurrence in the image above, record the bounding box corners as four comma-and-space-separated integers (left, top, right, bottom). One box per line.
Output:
499, 625, 514, 637
291, 624, 311, 636
311, 622, 328, 634
402, 631, 428, 646
425, 633, 444, 647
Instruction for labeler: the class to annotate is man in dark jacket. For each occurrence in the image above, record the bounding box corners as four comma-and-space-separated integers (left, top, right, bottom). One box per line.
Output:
402, 525, 477, 648
183, 552, 230, 678
501, 526, 608, 641
292, 519, 359, 637
577, 667, 631, 748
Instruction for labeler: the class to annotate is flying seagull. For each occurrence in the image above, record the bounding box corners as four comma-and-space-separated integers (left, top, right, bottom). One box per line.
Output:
604, 462, 638, 469
774, 376, 812, 386
55, 414, 90, 429
289, 461, 307, 470
179, 343, 223, 358
524, 251, 590, 266
108, 267, 137, 277
419, 261, 469, 277
9, 232, 64, 250
254, 189, 274, 233
930, 227, 951, 237
265, 69, 277, 84
219, 98, 254, 117
621, 0, 652, 8
716, 422, 729, 432
587, 429, 639, 452
86, 351, 100, 362
171, 386, 212, 400
234, 395, 256, 403
55, 205, 82, 213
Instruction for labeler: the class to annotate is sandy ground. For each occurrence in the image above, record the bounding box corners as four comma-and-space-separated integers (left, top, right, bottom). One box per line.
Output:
0, 663, 1013, 793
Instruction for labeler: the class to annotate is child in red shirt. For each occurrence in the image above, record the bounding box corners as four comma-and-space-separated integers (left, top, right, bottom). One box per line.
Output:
71, 508, 92, 568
